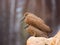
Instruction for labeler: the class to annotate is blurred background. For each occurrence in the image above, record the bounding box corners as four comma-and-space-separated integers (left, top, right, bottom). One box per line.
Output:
0, 0, 60, 45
